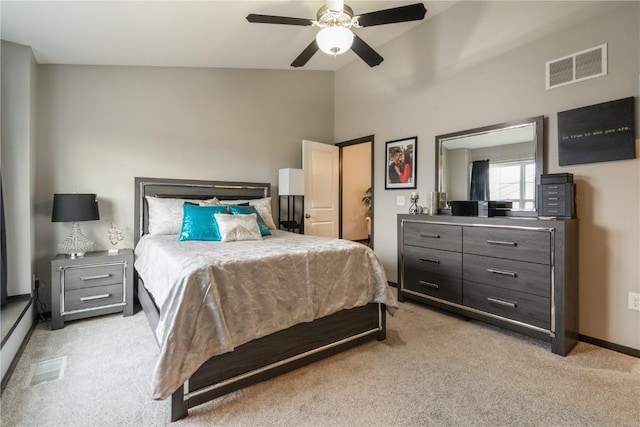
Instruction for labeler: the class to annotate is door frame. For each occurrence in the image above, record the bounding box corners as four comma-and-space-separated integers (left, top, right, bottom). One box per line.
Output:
336, 135, 375, 249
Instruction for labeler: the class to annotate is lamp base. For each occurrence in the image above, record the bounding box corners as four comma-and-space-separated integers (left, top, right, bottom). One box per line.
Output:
59, 223, 94, 257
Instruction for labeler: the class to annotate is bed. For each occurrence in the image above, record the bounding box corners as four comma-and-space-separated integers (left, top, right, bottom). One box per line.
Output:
133, 177, 397, 421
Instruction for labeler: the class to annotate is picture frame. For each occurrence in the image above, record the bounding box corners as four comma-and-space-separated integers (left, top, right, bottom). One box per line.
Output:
385, 137, 417, 189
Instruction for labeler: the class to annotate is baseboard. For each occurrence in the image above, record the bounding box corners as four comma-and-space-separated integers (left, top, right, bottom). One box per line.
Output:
579, 334, 640, 358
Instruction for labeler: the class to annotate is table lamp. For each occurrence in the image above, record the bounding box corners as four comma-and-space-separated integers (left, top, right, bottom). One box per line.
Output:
51, 193, 100, 258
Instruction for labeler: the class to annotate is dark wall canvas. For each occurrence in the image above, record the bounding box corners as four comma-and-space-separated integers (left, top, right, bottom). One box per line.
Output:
557, 97, 635, 166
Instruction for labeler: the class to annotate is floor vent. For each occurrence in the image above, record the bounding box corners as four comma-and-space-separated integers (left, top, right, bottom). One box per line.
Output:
26, 356, 67, 387
546, 44, 607, 90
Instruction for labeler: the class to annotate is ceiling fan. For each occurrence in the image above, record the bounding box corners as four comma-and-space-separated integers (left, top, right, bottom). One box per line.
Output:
246, 1, 427, 68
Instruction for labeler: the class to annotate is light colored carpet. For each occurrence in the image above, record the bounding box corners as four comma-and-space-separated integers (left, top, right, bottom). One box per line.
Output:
1, 300, 639, 426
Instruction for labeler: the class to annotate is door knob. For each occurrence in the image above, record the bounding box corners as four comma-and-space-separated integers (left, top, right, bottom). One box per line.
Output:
304, 214, 310, 218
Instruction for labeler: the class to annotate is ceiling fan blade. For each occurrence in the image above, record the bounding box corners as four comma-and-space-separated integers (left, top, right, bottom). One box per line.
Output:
246, 14, 313, 26
291, 40, 320, 68
357, 3, 427, 27
351, 34, 383, 67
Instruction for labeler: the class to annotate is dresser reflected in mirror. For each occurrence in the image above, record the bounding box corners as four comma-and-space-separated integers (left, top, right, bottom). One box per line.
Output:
435, 116, 544, 216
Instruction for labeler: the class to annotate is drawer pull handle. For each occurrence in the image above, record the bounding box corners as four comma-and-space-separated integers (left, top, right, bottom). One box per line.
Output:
420, 233, 440, 239
487, 268, 517, 278
548, 203, 558, 206
80, 274, 111, 281
486, 240, 517, 247
547, 191, 559, 195
419, 258, 440, 264
547, 185, 558, 189
419, 280, 439, 289
487, 297, 517, 308
80, 293, 111, 302
547, 197, 559, 201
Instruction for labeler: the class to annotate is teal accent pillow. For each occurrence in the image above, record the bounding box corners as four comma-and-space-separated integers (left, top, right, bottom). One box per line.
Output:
179, 204, 228, 241
229, 205, 271, 236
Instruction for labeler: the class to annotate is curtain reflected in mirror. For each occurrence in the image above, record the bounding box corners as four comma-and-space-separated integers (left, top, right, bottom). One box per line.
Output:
469, 160, 490, 200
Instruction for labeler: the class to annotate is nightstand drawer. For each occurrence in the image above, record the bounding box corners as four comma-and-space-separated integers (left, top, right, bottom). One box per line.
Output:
64, 283, 124, 313
63, 263, 124, 290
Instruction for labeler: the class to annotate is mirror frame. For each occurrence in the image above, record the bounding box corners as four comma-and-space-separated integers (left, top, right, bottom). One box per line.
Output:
435, 115, 544, 217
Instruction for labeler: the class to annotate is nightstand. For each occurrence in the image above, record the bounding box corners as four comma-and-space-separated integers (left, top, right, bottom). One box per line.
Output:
50, 249, 133, 330
278, 195, 304, 234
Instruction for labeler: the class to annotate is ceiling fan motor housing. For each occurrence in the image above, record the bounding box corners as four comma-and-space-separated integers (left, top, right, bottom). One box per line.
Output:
315, 4, 358, 29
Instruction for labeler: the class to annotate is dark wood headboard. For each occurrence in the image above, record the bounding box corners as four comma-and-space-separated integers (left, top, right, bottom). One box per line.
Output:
134, 177, 271, 247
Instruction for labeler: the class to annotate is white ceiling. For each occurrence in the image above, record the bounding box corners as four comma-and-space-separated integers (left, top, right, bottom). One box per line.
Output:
1, 1, 457, 71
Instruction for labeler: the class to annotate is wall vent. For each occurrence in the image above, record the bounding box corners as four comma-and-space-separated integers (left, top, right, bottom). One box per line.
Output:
546, 44, 607, 90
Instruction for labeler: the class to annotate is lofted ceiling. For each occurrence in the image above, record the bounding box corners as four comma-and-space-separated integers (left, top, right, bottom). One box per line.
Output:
0, 1, 457, 71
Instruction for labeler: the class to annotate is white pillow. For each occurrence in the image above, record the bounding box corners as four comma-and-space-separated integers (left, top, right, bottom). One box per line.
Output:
218, 197, 277, 230
214, 213, 262, 242
249, 197, 277, 230
199, 197, 221, 206
145, 196, 218, 235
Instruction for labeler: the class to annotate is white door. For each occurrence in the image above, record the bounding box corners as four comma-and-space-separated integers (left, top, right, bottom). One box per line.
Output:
302, 140, 339, 238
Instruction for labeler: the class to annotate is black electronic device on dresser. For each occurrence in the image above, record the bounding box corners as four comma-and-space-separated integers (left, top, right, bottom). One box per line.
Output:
397, 214, 579, 356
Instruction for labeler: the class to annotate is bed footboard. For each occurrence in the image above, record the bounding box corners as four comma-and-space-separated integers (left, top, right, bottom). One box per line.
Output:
170, 303, 385, 421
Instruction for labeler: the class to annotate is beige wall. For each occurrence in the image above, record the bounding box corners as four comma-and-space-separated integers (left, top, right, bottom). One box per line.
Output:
1, 41, 37, 296
335, 1, 640, 350
35, 65, 334, 299
342, 142, 371, 240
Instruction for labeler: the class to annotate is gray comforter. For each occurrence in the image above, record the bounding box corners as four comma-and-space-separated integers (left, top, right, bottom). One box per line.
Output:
134, 230, 397, 399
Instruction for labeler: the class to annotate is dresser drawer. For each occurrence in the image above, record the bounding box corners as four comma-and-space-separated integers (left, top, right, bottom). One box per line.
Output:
404, 268, 462, 303
463, 227, 551, 265
463, 281, 550, 329
402, 221, 462, 252
541, 199, 566, 209
463, 254, 550, 298
63, 263, 124, 291
541, 184, 567, 197
403, 245, 462, 278
64, 283, 124, 313
541, 206, 568, 216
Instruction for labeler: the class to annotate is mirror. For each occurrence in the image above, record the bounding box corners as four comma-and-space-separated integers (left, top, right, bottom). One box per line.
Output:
436, 116, 544, 215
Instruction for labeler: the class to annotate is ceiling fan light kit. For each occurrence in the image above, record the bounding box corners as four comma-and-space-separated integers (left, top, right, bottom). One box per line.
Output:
316, 26, 354, 55
246, 1, 427, 68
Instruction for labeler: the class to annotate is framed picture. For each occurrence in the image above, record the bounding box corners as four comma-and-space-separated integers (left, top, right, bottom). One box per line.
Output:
385, 137, 417, 189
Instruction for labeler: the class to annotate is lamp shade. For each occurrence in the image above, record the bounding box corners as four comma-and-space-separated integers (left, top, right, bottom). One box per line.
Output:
316, 26, 354, 56
52, 194, 100, 222
279, 169, 305, 196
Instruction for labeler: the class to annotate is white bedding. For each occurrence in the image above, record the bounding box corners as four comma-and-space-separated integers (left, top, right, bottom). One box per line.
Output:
134, 230, 397, 399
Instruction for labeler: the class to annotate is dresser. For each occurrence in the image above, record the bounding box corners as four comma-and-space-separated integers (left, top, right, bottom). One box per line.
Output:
51, 250, 134, 330
397, 215, 578, 356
